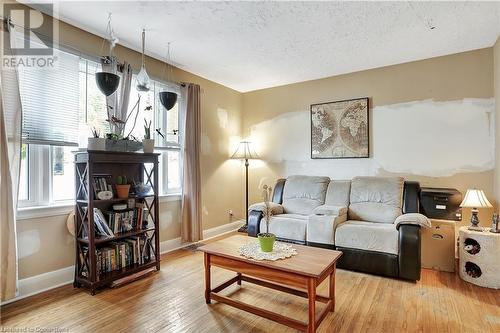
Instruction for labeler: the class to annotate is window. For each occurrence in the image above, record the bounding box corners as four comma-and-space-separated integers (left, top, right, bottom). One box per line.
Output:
18, 50, 182, 209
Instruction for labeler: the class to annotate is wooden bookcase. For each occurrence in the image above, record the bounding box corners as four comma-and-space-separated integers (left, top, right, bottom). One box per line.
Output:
73, 151, 160, 295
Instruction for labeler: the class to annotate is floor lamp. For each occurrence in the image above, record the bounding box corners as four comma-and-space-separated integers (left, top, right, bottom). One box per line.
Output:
231, 141, 259, 232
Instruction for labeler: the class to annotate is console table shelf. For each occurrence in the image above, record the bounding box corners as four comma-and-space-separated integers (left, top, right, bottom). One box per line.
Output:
73, 151, 160, 295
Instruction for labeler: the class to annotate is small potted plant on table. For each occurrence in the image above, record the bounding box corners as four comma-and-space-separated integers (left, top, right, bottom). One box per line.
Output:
258, 185, 276, 252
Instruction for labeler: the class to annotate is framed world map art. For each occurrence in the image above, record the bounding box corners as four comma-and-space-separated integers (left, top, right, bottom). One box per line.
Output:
310, 97, 369, 159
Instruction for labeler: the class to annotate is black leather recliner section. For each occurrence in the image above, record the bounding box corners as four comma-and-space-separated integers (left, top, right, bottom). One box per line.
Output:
398, 224, 421, 280
336, 247, 399, 278
247, 210, 263, 237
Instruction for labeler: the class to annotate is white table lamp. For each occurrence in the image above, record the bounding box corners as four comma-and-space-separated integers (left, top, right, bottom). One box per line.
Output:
460, 189, 493, 231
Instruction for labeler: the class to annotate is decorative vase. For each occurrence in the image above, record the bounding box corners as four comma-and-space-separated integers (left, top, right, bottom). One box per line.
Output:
115, 184, 131, 199
257, 233, 276, 253
142, 139, 154, 153
87, 137, 106, 150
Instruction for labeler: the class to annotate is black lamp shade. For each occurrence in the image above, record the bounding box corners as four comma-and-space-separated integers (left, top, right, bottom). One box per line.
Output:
96, 72, 120, 96
159, 91, 178, 110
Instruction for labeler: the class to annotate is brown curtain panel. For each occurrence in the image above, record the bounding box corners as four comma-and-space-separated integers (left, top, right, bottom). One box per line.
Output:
180, 84, 202, 242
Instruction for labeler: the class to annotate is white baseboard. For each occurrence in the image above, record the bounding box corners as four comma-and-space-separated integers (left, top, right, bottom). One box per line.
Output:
1, 220, 245, 306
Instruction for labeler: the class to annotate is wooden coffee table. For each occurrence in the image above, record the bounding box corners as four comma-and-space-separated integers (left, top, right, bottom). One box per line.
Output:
198, 235, 342, 332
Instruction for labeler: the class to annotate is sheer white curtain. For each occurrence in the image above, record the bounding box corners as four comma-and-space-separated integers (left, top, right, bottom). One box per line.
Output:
0, 19, 21, 301
180, 84, 202, 242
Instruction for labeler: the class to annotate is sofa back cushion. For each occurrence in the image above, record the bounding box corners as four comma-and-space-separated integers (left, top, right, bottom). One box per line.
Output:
324, 180, 351, 207
348, 176, 404, 223
282, 175, 330, 215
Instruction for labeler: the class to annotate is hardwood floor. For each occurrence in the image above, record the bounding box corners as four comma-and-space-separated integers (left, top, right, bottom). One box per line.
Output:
1, 234, 499, 333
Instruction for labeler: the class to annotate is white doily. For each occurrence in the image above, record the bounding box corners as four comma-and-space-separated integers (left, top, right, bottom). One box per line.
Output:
238, 241, 298, 261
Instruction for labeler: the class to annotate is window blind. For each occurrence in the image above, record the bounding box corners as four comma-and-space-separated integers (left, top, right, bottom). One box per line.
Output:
18, 46, 80, 146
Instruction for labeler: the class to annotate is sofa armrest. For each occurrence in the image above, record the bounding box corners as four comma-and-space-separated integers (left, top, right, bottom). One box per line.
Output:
247, 210, 264, 237
395, 213, 431, 230
398, 224, 421, 281
248, 202, 284, 215
312, 205, 348, 216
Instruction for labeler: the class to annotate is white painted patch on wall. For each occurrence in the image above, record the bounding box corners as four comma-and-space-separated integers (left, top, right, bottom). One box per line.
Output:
250, 98, 495, 178
18, 230, 41, 259
217, 108, 229, 129
373, 98, 495, 176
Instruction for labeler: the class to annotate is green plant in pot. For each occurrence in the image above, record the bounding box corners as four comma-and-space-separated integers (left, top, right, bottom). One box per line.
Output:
258, 185, 275, 252
115, 175, 130, 199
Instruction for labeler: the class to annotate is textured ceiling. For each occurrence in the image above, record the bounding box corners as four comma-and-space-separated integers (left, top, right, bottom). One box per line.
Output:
32, 1, 500, 92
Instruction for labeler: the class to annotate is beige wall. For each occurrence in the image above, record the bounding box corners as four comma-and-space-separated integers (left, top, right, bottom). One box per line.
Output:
494, 37, 500, 210
16, 10, 245, 279
242, 48, 496, 229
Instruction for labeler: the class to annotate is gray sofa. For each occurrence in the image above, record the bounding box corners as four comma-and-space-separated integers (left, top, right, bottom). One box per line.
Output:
247, 175, 427, 281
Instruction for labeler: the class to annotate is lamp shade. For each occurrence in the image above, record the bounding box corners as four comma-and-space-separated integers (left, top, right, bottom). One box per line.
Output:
231, 141, 259, 160
460, 189, 493, 208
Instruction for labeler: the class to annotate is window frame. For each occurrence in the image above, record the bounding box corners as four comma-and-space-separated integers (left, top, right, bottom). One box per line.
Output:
17, 53, 183, 214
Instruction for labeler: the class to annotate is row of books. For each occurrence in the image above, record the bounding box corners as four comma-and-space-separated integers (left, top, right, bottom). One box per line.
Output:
107, 203, 149, 234
92, 176, 113, 197
79, 236, 153, 279
90, 206, 150, 238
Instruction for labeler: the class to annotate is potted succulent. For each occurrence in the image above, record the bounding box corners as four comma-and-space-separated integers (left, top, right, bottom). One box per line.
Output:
115, 175, 130, 199
87, 128, 105, 150
258, 185, 276, 252
143, 119, 154, 153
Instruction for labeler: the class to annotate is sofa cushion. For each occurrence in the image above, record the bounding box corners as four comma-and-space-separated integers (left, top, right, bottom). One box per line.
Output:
282, 175, 330, 215
260, 214, 307, 241
324, 180, 351, 207
335, 220, 399, 255
349, 176, 404, 223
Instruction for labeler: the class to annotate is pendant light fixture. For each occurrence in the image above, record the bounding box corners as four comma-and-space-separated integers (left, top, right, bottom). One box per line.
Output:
159, 42, 178, 110
136, 29, 151, 92
96, 13, 120, 97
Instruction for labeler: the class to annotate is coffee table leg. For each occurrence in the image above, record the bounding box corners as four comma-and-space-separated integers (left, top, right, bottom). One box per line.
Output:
307, 278, 317, 333
204, 253, 211, 304
329, 266, 336, 312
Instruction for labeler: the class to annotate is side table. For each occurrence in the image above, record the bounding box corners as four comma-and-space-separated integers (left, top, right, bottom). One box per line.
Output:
458, 226, 500, 289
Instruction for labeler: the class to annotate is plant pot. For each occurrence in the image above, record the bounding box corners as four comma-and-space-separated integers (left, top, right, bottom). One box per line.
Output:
142, 139, 154, 153
87, 137, 106, 151
115, 184, 131, 199
105, 139, 143, 152
257, 233, 276, 253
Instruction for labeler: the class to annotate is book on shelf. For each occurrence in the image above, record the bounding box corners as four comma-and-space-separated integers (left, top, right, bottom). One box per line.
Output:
92, 175, 113, 198
94, 208, 114, 237
107, 203, 150, 234
80, 235, 154, 280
